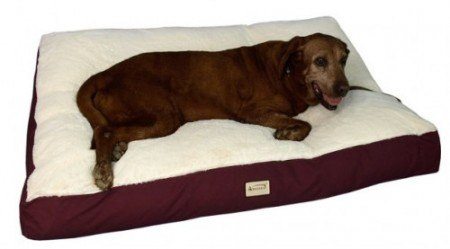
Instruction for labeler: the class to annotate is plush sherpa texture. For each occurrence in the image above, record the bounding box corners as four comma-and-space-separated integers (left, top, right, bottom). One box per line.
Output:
27, 17, 436, 201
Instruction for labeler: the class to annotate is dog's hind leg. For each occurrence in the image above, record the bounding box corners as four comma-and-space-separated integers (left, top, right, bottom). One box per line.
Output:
92, 126, 116, 190
77, 74, 113, 150
92, 115, 182, 190
113, 116, 182, 143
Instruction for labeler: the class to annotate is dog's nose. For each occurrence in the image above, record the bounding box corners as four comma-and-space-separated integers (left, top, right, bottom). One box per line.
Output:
335, 83, 349, 97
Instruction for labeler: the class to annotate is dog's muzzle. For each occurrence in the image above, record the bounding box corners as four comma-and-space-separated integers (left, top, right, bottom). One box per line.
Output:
313, 82, 344, 110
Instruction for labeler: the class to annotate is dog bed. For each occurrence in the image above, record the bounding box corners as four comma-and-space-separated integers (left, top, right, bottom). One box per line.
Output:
20, 17, 440, 240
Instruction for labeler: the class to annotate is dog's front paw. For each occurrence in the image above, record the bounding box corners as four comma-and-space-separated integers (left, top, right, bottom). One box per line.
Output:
93, 161, 113, 190
274, 124, 311, 141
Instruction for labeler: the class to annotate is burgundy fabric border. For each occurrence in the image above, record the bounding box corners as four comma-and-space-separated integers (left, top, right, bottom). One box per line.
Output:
20, 53, 441, 240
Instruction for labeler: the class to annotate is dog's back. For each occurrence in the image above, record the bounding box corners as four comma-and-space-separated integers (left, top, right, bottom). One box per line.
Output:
77, 44, 278, 128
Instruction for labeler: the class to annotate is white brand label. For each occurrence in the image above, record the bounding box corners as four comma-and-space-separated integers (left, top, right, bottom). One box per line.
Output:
245, 180, 270, 197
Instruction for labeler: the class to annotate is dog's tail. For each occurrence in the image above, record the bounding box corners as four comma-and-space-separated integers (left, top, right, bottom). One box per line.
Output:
76, 74, 110, 131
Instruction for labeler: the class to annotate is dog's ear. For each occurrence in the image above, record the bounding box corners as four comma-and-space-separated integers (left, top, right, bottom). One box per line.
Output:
279, 36, 304, 79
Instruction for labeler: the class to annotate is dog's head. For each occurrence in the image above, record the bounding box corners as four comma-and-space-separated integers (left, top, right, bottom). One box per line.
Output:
280, 33, 350, 110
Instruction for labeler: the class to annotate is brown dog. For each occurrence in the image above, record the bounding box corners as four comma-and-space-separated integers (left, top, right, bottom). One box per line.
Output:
77, 33, 350, 190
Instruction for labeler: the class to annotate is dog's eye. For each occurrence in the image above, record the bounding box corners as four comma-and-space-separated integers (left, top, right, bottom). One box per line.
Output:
314, 57, 327, 67
340, 56, 348, 66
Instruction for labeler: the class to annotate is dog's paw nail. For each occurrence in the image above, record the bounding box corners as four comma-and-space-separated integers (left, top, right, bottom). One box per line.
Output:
95, 178, 113, 190
274, 130, 284, 139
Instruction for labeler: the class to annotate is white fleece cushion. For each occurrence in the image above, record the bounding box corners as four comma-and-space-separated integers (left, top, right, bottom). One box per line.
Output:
27, 17, 435, 201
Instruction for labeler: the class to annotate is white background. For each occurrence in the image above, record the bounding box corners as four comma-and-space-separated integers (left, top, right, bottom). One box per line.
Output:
1, 0, 449, 248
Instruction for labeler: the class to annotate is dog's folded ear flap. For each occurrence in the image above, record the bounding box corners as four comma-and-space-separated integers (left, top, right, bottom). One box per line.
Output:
278, 36, 304, 79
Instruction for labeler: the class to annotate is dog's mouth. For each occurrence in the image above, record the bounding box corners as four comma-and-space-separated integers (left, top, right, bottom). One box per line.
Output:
312, 82, 343, 110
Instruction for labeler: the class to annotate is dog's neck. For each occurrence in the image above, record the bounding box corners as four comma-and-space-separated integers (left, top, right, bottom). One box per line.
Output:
282, 72, 319, 113
253, 41, 286, 87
